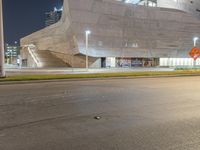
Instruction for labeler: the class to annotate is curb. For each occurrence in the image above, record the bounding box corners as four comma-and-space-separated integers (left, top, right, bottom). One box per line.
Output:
0, 74, 200, 85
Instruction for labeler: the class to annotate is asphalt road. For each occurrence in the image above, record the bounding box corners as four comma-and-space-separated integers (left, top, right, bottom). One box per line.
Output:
1, 77, 200, 150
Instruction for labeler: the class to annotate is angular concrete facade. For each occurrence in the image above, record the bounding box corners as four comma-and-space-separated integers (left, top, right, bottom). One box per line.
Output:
21, 0, 200, 68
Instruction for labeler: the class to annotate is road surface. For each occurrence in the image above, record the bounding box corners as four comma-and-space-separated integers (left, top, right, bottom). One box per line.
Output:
1, 76, 200, 150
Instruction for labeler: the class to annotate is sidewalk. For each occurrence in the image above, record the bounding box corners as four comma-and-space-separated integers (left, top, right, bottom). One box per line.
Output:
1, 69, 200, 84
5, 67, 175, 76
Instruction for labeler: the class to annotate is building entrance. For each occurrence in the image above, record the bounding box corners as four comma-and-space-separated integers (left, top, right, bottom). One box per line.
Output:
116, 58, 159, 68
101, 58, 106, 68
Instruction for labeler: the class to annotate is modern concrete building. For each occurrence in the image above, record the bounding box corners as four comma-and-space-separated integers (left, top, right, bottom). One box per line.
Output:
21, 0, 200, 68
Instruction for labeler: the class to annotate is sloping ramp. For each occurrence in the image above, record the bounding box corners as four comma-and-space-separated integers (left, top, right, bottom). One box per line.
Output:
33, 50, 70, 68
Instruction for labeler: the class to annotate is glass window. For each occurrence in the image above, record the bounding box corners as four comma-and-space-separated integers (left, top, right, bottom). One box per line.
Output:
124, 0, 157, 7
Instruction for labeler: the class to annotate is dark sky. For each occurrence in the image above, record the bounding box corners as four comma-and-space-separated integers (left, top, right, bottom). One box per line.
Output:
3, 0, 63, 45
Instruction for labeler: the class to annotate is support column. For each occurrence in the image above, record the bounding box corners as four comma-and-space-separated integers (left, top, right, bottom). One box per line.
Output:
0, 0, 5, 77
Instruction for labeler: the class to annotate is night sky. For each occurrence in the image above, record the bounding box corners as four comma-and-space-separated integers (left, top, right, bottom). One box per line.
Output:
3, 0, 63, 45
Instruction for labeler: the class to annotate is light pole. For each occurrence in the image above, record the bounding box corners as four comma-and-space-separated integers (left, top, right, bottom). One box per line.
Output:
85, 30, 91, 71
193, 37, 199, 67
193, 37, 199, 47
0, 0, 5, 77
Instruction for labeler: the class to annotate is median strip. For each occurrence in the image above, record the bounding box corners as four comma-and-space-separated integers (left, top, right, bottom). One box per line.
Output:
1, 70, 200, 82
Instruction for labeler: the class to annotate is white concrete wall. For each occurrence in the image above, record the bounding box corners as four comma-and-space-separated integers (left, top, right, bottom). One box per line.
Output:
160, 58, 200, 67
106, 57, 116, 68
158, 0, 200, 19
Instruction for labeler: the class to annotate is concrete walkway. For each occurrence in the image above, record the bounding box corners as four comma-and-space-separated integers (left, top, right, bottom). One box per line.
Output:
5, 67, 175, 76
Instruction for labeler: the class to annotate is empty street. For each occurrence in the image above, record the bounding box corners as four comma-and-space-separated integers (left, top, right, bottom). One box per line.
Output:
1, 77, 200, 150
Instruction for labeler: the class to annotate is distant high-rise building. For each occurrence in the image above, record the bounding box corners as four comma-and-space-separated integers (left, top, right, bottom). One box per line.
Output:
5, 44, 20, 65
45, 7, 63, 27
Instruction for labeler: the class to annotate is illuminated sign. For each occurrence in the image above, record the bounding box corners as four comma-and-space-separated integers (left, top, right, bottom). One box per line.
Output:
189, 47, 200, 60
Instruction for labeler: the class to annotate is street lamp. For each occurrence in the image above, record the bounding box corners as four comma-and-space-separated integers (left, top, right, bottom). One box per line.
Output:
85, 30, 91, 71
0, 0, 5, 77
193, 37, 199, 47
193, 37, 199, 67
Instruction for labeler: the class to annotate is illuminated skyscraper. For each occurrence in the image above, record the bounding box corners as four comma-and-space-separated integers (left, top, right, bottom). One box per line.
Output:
45, 7, 62, 27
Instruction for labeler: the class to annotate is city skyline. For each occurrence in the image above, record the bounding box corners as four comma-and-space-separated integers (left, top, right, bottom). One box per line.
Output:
3, 0, 63, 45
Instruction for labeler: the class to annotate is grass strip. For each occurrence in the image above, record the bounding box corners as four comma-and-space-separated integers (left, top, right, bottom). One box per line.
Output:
1, 70, 200, 82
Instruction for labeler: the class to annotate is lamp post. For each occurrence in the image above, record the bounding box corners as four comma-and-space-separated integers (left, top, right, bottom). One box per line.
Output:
0, 0, 5, 77
193, 37, 199, 67
193, 37, 199, 47
85, 30, 91, 71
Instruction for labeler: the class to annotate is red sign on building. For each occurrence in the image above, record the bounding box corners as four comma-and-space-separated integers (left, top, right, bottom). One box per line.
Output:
189, 47, 200, 60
